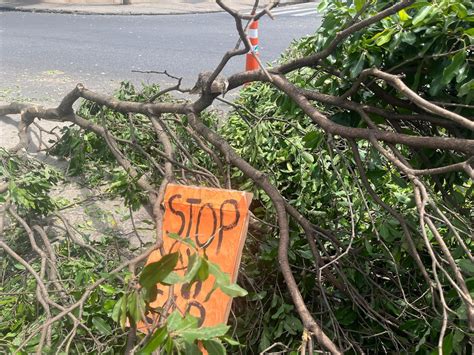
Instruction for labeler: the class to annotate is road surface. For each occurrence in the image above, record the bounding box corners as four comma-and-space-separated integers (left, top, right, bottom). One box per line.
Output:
0, 3, 322, 103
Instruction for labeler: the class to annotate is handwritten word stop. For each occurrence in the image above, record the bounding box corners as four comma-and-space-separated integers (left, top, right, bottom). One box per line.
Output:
145, 184, 252, 327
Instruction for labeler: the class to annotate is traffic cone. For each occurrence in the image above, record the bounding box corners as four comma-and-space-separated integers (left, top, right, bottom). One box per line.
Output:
245, 20, 259, 71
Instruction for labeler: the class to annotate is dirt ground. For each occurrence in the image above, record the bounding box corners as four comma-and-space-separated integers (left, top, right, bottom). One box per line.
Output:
0, 100, 155, 248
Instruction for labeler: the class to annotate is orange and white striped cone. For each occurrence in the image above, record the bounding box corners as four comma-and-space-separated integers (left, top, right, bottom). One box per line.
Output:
245, 20, 259, 71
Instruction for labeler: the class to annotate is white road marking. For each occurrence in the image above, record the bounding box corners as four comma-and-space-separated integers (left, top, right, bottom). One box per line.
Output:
274, 8, 315, 15
273, 3, 318, 17
272, 4, 315, 12
292, 10, 322, 17
244, 3, 319, 17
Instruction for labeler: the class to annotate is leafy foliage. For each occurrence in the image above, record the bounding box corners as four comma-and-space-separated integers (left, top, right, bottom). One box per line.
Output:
217, 0, 473, 352
0, 94, 241, 354
0, 215, 245, 354
0, 236, 129, 353
112, 234, 246, 354
0, 148, 62, 215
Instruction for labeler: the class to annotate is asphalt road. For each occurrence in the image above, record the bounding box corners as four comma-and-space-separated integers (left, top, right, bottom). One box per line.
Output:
0, 4, 322, 103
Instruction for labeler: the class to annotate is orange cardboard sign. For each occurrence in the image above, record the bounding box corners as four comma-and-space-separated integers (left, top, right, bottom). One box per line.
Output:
144, 184, 252, 328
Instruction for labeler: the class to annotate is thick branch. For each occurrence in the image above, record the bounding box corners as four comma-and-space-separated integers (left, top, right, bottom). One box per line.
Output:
362, 69, 474, 131
186, 111, 341, 354
271, 75, 474, 154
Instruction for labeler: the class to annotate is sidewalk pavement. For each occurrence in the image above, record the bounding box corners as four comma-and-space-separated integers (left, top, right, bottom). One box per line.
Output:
0, 0, 310, 15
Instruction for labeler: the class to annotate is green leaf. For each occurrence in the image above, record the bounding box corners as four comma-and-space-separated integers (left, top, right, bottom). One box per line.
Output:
335, 307, 358, 326
140, 327, 168, 355
139, 252, 179, 289
354, 0, 365, 12
465, 28, 474, 37
0, 297, 15, 306
144, 284, 158, 302
375, 30, 394, 46
456, 303, 467, 320
456, 64, 468, 83
350, 52, 365, 78
167, 310, 185, 332
164, 336, 174, 354
202, 339, 226, 355
303, 131, 323, 149
197, 258, 209, 281
221, 336, 241, 346
414, 328, 431, 352
429, 74, 444, 96
451, 4, 467, 19
182, 253, 202, 283
331, 112, 360, 127
92, 317, 112, 335
167, 310, 199, 333
457, 259, 474, 275
14, 263, 26, 270
183, 342, 202, 355
459, 79, 474, 96
162, 271, 182, 285
412, 5, 432, 26
453, 330, 465, 353
128, 290, 146, 323
317, 0, 327, 12
398, 9, 410, 21
112, 296, 124, 322
412, 60, 423, 91
120, 293, 128, 330
208, 261, 231, 286
442, 51, 466, 85
127, 291, 138, 322
401, 31, 416, 45
99, 284, 116, 295
301, 151, 314, 164
178, 323, 230, 343
380, 224, 396, 242
442, 332, 454, 355
220, 283, 248, 298
205, 261, 247, 299
168, 232, 197, 249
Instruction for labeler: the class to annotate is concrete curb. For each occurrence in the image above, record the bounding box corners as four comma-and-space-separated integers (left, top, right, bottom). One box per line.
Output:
0, 0, 311, 16
0, 6, 221, 15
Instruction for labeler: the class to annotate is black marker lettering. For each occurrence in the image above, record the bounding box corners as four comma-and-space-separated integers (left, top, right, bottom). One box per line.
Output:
185, 198, 202, 238
185, 301, 206, 326
167, 194, 185, 236
195, 203, 217, 249
180, 280, 202, 299
217, 199, 240, 254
